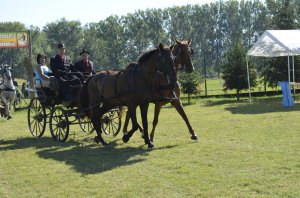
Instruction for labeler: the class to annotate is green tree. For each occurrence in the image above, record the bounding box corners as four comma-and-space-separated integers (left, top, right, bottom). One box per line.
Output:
44, 18, 83, 60
96, 15, 127, 69
221, 41, 257, 100
179, 70, 201, 104
123, 11, 151, 62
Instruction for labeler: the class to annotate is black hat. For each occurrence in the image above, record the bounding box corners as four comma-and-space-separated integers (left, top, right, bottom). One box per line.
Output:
57, 43, 65, 49
80, 49, 90, 55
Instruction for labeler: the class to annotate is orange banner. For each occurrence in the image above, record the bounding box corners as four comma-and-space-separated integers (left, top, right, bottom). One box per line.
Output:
0, 32, 29, 48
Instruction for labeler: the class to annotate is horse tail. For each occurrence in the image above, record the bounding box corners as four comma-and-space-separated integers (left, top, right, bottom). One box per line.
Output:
78, 76, 93, 116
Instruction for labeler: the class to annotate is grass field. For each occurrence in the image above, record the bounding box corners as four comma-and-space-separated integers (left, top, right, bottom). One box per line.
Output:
199, 78, 280, 96
0, 97, 299, 197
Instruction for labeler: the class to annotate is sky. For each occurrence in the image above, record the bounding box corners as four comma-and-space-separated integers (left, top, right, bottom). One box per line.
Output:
0, 0, 218, 28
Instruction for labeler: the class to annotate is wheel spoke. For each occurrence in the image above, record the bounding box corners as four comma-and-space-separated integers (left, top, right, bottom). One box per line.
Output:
112, 120, 120, 125
109, 123, 112, 134
112, 116, 120, 120
112, 123, 118, 131
37, 121, 43, 129
36, 122, 41, 136
30, 119, 35, 125
104, 123, 109, 131
33, 122, 37, 135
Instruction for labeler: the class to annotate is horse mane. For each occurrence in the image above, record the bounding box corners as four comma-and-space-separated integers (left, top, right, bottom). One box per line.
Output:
125, 62, 138, 70
137, 48, 159, 65
137, 44, 171, 65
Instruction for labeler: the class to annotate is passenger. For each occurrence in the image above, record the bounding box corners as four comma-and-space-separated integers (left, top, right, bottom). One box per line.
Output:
74, 49, 95, 76
34, 54, 52, 88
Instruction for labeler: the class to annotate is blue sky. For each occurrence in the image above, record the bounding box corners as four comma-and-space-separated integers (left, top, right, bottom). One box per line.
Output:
0, 0, 218, 28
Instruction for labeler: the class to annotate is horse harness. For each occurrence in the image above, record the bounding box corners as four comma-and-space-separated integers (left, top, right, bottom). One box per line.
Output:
98, 63, 176, 103
172, 44, 193, 71
0, 73, 15, 92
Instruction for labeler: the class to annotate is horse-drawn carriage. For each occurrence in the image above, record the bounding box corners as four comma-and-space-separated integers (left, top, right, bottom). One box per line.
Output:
27, 72, 122, 142
27, 40, 198, 148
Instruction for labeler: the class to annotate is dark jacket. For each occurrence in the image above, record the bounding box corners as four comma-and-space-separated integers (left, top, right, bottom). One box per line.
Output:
74, 60, 95, 74
50, 55, 74, 77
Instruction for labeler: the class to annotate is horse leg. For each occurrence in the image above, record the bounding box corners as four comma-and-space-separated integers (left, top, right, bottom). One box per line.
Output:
122, 105, 139, 143
171, 99, 198, 140
123, 111, 130, 134
140, 103, 154, 148
91, 106, 108, 145
123, 110, 143, 135
150, 102, 163, 142
9, 92, 15, 111
2, 96, 11, 120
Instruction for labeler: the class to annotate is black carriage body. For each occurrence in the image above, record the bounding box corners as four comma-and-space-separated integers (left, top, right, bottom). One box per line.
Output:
27, 73, 122, 142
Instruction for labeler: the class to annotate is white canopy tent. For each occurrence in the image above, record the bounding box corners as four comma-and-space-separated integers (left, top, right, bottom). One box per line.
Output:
246, 30, 300, 102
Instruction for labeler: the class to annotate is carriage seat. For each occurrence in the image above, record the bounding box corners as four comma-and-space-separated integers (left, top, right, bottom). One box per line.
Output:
33, 72, 58, 104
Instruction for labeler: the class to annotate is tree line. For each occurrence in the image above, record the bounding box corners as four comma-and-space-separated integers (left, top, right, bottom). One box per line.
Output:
0, 0, 299, 93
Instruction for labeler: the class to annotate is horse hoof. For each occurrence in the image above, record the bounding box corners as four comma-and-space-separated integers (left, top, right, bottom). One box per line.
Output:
122, 134, 130, 143
148, 143, 155, 149
94, 136, 100, 144
101, 141, 108, 146
191, 135, 198, 141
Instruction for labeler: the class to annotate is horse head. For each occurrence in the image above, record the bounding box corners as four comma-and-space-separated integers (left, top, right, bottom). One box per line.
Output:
170, 39, 195, 73
137, 43, 177, 86
156, 43, 177, 86
2, 65, 12, 80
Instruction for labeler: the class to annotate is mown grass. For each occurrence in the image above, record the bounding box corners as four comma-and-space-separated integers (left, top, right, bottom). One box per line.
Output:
0, 97, 299, 197
199, 78, 280, 96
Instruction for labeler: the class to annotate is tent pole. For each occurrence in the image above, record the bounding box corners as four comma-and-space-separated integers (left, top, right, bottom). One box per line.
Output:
288, 55, 290, 84
246, 56, 252, 103
292, 56, 296, 99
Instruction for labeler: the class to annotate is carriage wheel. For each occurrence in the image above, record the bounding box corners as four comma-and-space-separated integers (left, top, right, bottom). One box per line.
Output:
101, 109, 122, 136
49, 106, 69, 142
79, 115, 94, 134
27, 98, 46, 138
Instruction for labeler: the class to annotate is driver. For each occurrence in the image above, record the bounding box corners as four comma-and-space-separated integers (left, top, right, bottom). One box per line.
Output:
50, 43, 74, 77
50, 43, 80, 101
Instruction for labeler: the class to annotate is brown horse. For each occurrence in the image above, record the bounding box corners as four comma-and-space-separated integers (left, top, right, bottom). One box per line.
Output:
79, 43, 177, 148
123, 39, 198, 142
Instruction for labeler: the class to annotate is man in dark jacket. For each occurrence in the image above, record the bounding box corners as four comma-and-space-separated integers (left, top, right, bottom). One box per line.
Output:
50, 43, 74, 78
74, 49, 95, 75
50, 43, 80, 102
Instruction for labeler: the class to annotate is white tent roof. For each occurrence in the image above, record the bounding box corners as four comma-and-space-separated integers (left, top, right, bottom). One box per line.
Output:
247, 30, 300, 57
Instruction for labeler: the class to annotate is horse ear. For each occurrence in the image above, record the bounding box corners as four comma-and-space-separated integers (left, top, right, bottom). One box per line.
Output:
188, 39, 192, 45
175, 38, 181, 45
158, 43, 164, 50
169, 44, 174, 51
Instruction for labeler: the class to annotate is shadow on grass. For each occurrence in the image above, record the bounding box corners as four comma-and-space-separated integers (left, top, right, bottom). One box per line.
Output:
0, 137, 177, 175
203, 99, 243, 106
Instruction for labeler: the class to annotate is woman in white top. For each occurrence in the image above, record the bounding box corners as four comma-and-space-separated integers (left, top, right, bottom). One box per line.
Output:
34, 54, 52, 88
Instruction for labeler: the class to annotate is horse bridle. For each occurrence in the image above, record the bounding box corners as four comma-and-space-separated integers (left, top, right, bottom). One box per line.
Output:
0, 67, 15, 91
2, 67, 11, 80
172, 45, 194, 71
157, 50, 177, 86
